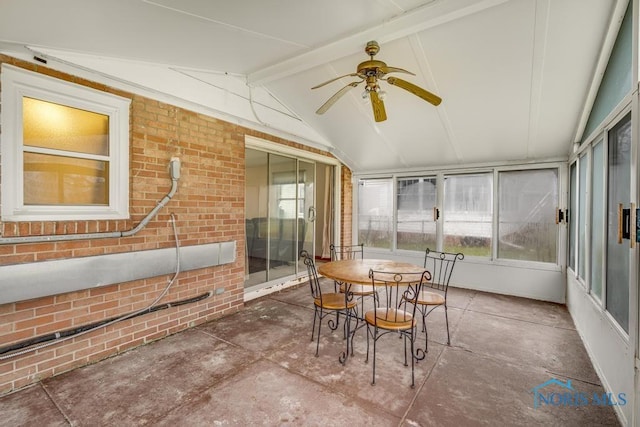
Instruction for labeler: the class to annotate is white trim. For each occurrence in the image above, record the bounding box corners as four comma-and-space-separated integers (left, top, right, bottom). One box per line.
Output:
574, 96, 633, 160
245, 135, 341, 166
1, 64, 130, 221
356, 158, 566, 179
244, 275, 308, 302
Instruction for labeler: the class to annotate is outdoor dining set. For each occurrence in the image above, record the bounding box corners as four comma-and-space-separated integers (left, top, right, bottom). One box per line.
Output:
300, 244, 464, 387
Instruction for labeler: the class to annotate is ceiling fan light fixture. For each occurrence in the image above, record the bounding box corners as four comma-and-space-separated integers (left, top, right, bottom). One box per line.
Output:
311, 41, 441, 121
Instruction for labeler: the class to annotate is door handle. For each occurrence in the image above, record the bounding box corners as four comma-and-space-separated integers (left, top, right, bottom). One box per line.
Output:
631, 203, 636, 249
618, 203, 636, 247
308, 206, 316, 222
618, 203, 624, 244
433, 207, 440, 221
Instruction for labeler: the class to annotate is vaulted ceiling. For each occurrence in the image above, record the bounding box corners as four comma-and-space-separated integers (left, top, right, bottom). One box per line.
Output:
0, 0, 626, 172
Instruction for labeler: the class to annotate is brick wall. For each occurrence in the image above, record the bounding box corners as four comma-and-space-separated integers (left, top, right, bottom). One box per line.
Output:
340, 166, 353, 246
0, 55, 348, 395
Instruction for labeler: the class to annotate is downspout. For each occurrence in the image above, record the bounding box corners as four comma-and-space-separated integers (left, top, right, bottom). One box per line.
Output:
0, 158, 181, 245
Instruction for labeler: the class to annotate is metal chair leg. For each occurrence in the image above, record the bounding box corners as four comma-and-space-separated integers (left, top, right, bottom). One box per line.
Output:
371, 328, 377, 386
315, 310, 322, 357
444, 304, 450, 345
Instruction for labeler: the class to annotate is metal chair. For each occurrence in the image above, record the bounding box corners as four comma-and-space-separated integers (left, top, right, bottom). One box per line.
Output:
329, 243, 364, 261
364, 268, 431, 387
300, 250, 357, 361
329, 243, 378, 317
411, 248, 464, 352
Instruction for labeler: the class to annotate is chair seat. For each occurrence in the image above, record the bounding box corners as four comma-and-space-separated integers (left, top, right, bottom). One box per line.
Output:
408, 290, 445, 306
314, 293, 357, 310
365, 308, 416, 330
339, 283, 376, 296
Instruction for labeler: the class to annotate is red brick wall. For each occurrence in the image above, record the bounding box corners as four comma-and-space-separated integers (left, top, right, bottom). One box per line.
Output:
0, 55, 348, 395
340, 166, 353, 246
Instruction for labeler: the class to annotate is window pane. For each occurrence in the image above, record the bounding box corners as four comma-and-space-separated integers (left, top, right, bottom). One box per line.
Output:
498, 169, 557, 262
569, 162, 577, 270
24, 152, 109, 205
578, 154, 587, 279
277, 199, 296, 219
358, 178, 393, 249
443, 173, 492, 256
590, 142, 604, 301
606, 113, 631, 332
23, 97, 109, 156
268, 154, 297, 280
397, 177, 436, 251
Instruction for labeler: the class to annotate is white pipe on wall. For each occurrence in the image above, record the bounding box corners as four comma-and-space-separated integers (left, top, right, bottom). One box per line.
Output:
0, 158, 181, 245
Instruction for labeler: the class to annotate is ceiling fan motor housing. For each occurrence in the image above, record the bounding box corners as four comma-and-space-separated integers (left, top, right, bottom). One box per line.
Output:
365, 40, 380, 57
357, 60, 387, 77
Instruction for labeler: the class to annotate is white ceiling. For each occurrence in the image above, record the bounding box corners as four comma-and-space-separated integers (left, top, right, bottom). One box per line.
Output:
0, 0, 626, 173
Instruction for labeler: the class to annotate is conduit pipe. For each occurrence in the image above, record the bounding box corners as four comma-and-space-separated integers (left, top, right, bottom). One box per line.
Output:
0, 290, 212, 357
0, 210, 186, 360
0, 158, 181, 245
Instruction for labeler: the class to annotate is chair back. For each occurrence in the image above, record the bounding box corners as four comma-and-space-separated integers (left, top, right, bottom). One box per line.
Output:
300, 250, 322, 300
368, 269, 430, 327
423, 249, 464, 293
329, 243, 364, 261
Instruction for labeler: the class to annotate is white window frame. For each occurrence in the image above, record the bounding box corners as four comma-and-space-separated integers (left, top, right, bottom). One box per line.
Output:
354, 161, 564, 269
1, 64, 130, 221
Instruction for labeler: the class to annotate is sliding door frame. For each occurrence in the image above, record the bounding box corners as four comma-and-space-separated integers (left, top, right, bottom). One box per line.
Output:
244, 136, 342, 299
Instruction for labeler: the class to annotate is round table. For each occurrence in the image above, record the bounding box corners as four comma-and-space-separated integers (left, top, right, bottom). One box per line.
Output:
317, 258, 426, 285
317, 258, 428, 365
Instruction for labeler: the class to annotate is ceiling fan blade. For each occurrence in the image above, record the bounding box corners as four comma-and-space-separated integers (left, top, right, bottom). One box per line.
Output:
315, 81, 361, 114
379, 66, 415, 76
311, 73, 361, 90
370, 91, 387, 122
386, 76, 442, 106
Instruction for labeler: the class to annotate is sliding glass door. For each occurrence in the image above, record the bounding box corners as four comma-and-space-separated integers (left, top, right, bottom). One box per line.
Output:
606, 112, 631, 332
268, 154, 299, 281
245, 149, 316, 289
298, 160, 316, 274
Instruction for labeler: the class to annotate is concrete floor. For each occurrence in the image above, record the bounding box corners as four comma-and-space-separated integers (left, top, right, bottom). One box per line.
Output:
1, 280, 621, 426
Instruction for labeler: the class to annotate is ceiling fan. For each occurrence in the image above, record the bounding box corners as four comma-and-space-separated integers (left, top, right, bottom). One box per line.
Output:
311, 41, 442, 122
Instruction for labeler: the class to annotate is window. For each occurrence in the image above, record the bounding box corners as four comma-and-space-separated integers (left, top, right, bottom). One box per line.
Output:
568, 162, 577, 271
589, 141, 604, 301
1, 64, 130, 221
443, 173, 492, 256
397, 176, 436, 251
498, 169, 558, 263
578, 153, 588, 280
569, 111, 631, 333
605, 113, 631, 332
358, 178, 393, 249
356, 166, 561, 264
274, 172, 305, 219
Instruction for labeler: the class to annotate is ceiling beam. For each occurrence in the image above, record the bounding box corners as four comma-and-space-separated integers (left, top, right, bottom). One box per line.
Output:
247, 0, 510, 86
525, 0, 550, 158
